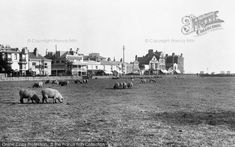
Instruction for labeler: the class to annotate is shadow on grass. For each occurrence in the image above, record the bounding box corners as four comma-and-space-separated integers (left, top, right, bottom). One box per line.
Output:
105, 88, 115, 90
0, 101, 63, 105
0, 101, 18, 105
152, 110, 235, 130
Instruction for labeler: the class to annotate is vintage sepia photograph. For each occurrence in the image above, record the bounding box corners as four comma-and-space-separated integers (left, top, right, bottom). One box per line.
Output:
0, 0, 234, 146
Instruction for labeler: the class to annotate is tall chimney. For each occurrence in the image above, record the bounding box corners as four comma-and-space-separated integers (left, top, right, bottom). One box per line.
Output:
55, 44, 57, 52
123, 45, 125, 63
148, 49, 153, 54
34, 48, 38, 57
135, 55, 138, 61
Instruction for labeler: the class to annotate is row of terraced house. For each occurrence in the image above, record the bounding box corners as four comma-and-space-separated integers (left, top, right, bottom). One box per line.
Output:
0, 45, 184, 77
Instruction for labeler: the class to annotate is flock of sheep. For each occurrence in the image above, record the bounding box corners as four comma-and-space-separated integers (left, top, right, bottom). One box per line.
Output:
19, 79, 86, 104
19, 76, 160, 104
113, 81, 133, 89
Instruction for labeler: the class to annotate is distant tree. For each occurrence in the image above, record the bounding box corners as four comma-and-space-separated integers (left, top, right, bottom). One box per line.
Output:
0, 59, 13, 75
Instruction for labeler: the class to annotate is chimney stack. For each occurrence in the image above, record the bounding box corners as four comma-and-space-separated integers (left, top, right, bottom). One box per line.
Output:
148, 49, 153, 54
34, 48, 38, 57
55, 44, 57, 52
123, 45, 125, 63
135, 55, 138, 61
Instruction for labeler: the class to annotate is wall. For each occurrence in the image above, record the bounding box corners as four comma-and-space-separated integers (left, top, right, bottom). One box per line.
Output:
44, 60, 52, 75
0, 76, 81, 81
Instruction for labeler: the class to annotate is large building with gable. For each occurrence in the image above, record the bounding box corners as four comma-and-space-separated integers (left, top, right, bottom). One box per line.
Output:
136, 49, 184, 74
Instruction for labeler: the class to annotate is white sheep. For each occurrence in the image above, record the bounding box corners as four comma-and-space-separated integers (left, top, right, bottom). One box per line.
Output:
41, 88, 63, 103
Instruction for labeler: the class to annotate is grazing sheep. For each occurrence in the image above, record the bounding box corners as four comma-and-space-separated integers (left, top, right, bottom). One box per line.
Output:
45, 80, 51, 84
141, 79, 147, 83
122, 82, 127, 89
118, 82, 124, 89
52, 80, 59, 84
83, 79, 88, 84
74, 79, 79, 84
113, 82, 120, 89
127, 82, 133, 88
33, 82, 43, 88
149, 78, 157, 83
74, 79, 83, 84
41, 88, 63, 103
59, 81, 69, 86
19, 89, 40, 104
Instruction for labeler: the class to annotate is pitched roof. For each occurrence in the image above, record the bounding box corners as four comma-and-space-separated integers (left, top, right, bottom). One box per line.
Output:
0, 48, 20, 53
29, 52, 51, 60
137, 50, 162, 65
66, 55, 83, 61
101, 60, 122, 65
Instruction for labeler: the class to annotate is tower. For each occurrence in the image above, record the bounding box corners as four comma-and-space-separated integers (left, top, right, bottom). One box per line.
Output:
123, 45, 125, 63
122, 45, 125, 74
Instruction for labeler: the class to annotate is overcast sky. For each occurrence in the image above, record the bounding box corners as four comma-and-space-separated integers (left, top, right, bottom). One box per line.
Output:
0, 0, 234, 73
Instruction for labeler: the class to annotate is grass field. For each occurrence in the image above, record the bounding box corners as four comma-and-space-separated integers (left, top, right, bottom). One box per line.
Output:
0, 76, 235, 146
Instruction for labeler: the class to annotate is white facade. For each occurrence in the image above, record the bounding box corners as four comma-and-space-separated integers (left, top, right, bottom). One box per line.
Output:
0, 47, 29, 75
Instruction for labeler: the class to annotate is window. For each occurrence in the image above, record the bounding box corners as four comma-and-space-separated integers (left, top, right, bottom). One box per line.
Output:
2, 53, 5, 60
56, 61, 60, 63
32, 62, 36, 66
96, 66, 98, 69
13, 53, 17, 60
21, 54, 26, 60
22, 64, 26, 69
44, 63, 48, 68
52, 61, 54, 64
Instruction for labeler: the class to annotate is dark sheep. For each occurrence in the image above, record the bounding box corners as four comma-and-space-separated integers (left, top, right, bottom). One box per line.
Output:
52, 80, 59, 84
141, 79, 147, 83
74, 79, 83, 84
59, 81, 69, 86
149, 79, 157, 83
113, 82, 120, 89
33, 82, 43, 88
74, 79, 79, 84
19, 89, 40, 104
127, 82, 133, 88
45, 80, 51, 84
